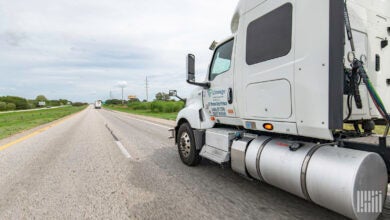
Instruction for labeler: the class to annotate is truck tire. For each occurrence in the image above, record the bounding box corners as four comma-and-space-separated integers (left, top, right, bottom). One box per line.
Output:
177, 123, 201, 166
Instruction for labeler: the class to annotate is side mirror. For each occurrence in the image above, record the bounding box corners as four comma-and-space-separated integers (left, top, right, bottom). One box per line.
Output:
185, 53, 210, 88
169, 90, 186, 103
187, 54, 195, 82
169, 90, 177, 97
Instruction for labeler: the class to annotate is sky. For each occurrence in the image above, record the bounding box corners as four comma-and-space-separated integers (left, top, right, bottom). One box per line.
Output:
0, 0, 239, 102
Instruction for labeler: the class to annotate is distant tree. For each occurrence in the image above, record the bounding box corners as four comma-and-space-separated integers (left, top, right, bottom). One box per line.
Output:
0, 96, 28, 110
155, 92, 163, 101
128, 98, 140, 103
142, 99, 147, 102
6, 103, 16, 111
72, 102, 86, 107
48, 100, 61, 106
35, 95, 48, 102
0, 102, 6, 111
27, 100, 37, 108
155, 92, 170, 101
59, 99, 69, 105
105, 99, 122, 105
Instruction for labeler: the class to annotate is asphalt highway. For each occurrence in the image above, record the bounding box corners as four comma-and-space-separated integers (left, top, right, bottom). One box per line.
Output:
0, 106, 388, 219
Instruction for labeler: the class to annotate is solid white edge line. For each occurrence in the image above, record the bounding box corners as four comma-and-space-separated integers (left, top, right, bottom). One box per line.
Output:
115, 141, 132, 159
129, 117, 172, 129
106, 109, 173, 129
116, 112, 173, 129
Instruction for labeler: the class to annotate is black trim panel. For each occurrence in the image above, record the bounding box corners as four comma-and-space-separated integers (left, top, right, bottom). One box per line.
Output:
328, 0, 344, 129
193, 130, 206, 150
246, 3, 293, 65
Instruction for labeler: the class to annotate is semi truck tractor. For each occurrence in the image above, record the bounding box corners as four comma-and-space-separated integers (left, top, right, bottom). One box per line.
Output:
173, 0, 390, 219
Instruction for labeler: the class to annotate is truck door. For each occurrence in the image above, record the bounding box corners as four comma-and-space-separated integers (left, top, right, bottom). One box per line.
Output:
203, 38, 236, 118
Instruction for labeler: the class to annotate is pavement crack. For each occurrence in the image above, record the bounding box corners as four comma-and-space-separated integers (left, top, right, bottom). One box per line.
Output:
105, 124, 119, 141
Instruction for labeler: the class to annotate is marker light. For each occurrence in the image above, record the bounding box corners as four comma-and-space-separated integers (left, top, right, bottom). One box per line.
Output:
263, 123, 274, 131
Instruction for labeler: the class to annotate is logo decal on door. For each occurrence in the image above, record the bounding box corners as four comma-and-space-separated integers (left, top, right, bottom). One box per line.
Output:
207, 89, 228, 116
207, 89, 226, 97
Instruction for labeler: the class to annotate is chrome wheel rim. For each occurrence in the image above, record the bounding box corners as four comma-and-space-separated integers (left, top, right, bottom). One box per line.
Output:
180, 132, 191, 158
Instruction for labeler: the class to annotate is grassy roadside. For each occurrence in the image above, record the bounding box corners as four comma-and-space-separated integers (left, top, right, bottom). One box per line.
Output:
104, 105, 178, 120
0, 105, 87, 140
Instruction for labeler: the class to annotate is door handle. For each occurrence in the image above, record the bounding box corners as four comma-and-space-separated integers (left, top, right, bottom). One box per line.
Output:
227, 88, 233, 104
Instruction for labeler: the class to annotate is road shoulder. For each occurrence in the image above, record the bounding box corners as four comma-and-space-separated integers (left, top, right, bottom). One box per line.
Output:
103, 108, 175, 127
0, 108, 87, 147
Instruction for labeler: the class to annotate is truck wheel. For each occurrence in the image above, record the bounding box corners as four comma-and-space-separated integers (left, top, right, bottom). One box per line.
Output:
177, 123, 201, 166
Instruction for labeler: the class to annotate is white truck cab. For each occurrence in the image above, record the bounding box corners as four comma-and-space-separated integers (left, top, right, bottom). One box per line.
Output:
178, 0, 390, 140
174, 1, 390, 219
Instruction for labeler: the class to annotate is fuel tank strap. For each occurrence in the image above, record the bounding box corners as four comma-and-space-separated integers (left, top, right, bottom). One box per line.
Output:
256, 137, 273, 182
300, 143, 332, 201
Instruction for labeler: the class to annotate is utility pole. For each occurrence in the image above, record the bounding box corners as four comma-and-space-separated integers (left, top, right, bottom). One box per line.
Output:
121, 87, 124, 104
145, 76, 149, 102
117, 82, 127, 105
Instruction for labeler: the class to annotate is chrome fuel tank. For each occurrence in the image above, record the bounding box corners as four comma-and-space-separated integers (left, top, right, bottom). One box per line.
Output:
244, 136, 388, 220
259, 139, 317, 198
306, 146, 388, 220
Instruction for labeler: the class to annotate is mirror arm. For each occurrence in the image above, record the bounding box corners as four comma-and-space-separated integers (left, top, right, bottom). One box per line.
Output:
186, 80, 210, 89
171, 95, 187, 104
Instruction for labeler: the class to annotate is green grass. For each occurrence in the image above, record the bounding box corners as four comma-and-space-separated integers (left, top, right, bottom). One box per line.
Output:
0, 106, 87, 140
104, 105, 178, 120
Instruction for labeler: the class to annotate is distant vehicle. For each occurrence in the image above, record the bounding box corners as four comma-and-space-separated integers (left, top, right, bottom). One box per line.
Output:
94, 100, 102, 109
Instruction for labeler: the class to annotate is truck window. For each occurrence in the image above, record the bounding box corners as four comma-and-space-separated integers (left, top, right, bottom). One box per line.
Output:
246, 3, 292, 65
209, 39, 234, 81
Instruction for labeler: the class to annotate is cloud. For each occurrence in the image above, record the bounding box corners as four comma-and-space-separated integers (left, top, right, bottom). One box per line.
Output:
0, 0, 239, 101
0, 31, 28, 46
